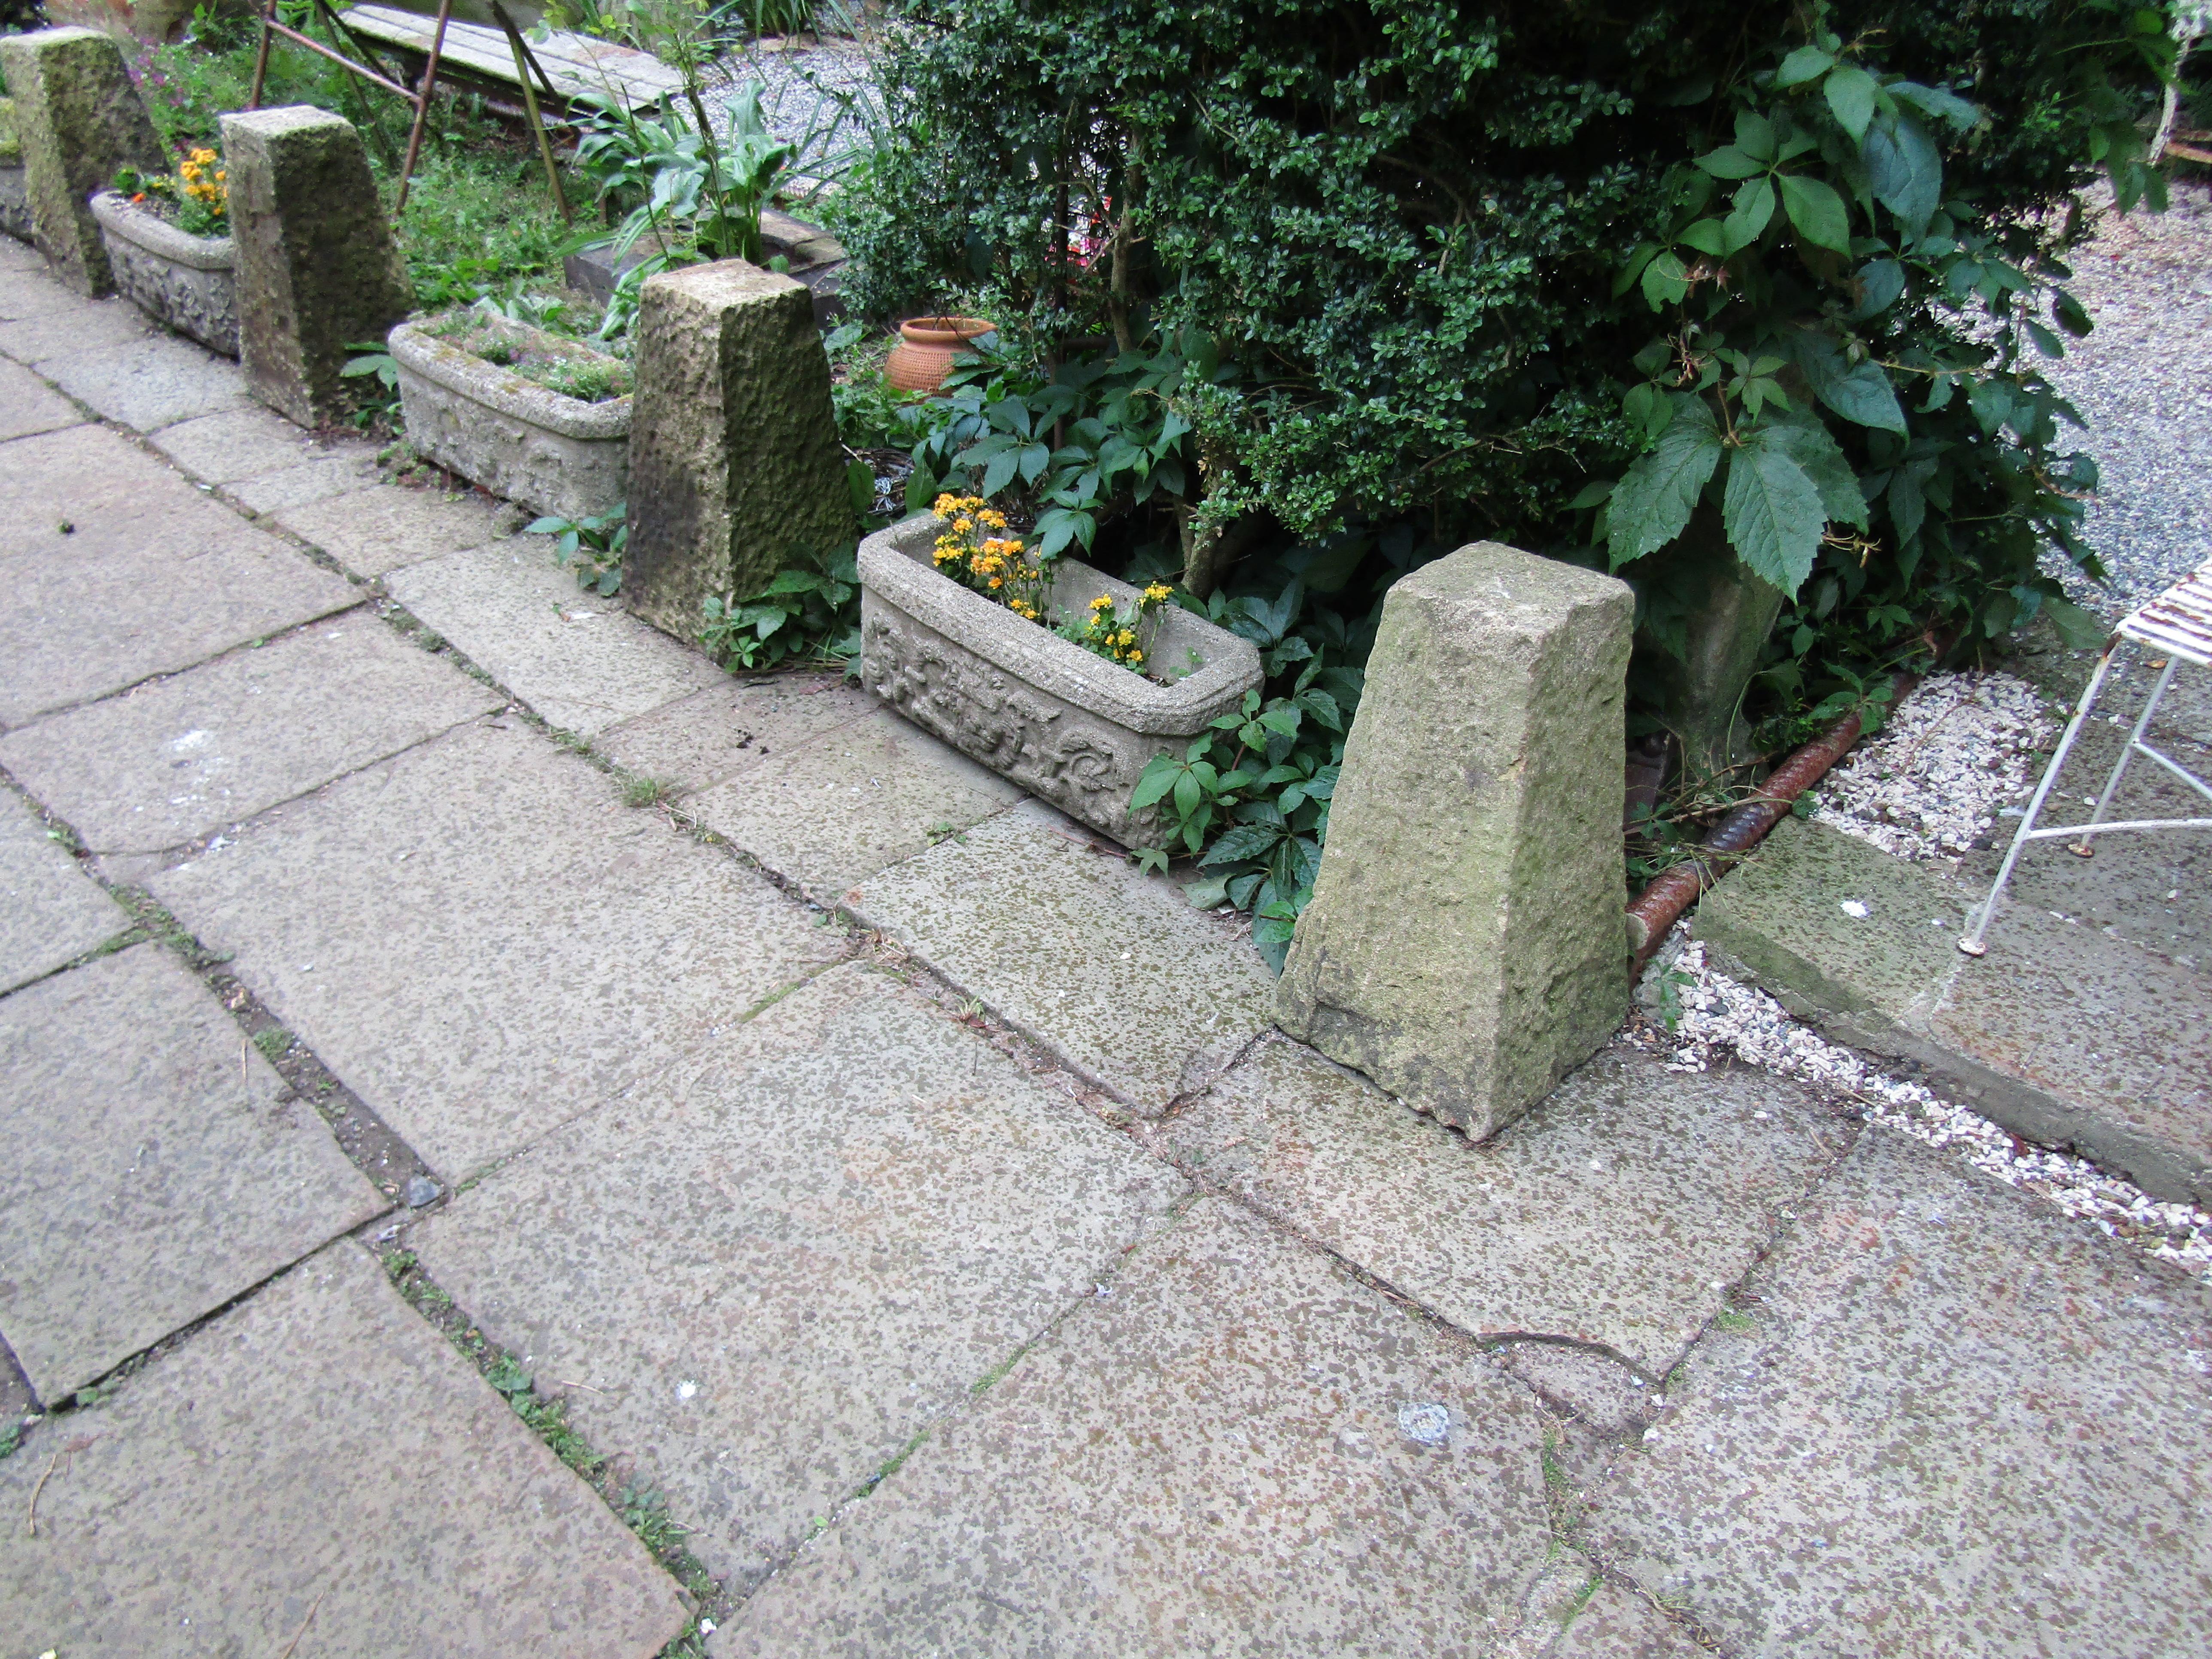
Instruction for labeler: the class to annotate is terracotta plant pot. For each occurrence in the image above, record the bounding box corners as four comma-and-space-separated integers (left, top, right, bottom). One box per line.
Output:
885, 315, 994, 394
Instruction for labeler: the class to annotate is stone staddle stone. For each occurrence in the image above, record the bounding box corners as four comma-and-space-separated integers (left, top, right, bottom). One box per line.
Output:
219, 105, 412, 427
0, 27, 164, 296
625, 258, 854, 641
1276, 542, 1634, 1140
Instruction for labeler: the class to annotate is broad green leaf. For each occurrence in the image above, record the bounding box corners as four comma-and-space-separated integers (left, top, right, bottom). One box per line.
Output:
1018, 442, 1051, 484
1678, 218, 1732, 256
1694, 146, 1766, 180
904, 465, 939, 515
2042, 597, 2109, 651
1776, 45, 1834, 87
980, 447, 1021, 498
1726, 178, 1777, 248
1890, 80, 1981, 131
1641, 250, 1690, 309
2053, 290, 2093, 338
1606, 398, 1725, 567
1887, 467, 1926, 546
1845, 258, 1905, 321
1863, 112, 1942, 237
1723, 435, 1826, 595
1762, 416, 1869, 528
1183, 875, 1231, 909
1734, 110, 1777, 162
1823, 64, 1878, 142
1794, 336, 1907, 433
1131, 755, 1180, 810
1778, 174, 1850, 252
524, 516, 570, 535
1202, 823, 1288, 865
1568, 480, 1616, 510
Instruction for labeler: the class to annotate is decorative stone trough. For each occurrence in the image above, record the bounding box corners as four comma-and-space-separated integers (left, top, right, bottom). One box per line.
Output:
389, 317, 630, 521
859, 513, 1264, 847
88, 189, 238, 356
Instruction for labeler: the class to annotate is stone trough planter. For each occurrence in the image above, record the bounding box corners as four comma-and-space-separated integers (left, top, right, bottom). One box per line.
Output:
859, 513, 1264, 847
389, 317, 630, 522
88, 190, 237, 356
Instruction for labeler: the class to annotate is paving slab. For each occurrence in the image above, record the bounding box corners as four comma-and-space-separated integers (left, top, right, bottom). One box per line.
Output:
386, 537, 724, 737
690, 705, 1025, 900
150, 719, 845, 1177
1158, 1036, 1851, 1373
0, 439, 359, 728
35, 330, 251, 430
0, 356, 82, 440
410, 961, 1188, 1593
717, 1197, 1558, 1658
0, 419, 247, 563
0, 787, 125, 991
0, 263, 101, 318
852, 801, 1276, 1111
1548, 1580, 1705, 1659
275, 480, 514, 577
1697, 815, 2212, 1205
0, 291, 154, 360
1582, 1129, 2212, 1659
149, 403, 383, 514
0, 1241, 690, 1657
0, 616, 499, 853
0, 943, 385, 1403
597, 670, 877, 793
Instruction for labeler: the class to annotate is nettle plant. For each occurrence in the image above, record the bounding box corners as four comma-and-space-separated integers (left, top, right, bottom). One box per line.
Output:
1583, 18, 2164, 769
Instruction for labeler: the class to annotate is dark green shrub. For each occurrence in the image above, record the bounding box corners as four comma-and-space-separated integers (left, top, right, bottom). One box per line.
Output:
845, 0, 2170, 775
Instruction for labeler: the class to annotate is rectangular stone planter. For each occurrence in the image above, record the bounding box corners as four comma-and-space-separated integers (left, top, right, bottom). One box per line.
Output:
859, 513, 1264, 847
88, 190, 238, 356
389, 317, 629, 522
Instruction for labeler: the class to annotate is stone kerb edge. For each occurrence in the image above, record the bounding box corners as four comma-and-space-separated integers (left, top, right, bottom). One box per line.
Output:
858, 513, 1261, 735
389, 321, 632, 441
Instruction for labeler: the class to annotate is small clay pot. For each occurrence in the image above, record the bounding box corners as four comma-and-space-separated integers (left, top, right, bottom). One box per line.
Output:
885, 315, 994, 395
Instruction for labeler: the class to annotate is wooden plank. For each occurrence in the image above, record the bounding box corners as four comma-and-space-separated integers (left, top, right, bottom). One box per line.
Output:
336, 5, 683, 109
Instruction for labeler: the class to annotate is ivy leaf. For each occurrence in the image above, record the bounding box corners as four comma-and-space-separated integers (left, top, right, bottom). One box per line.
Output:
1202, 823, 1288, 866
1777, 174, 1850, 253
1793, 335, 1907, 433
1863, 111, 1942, 238
1723, 432, 1826, 596
1776, 45, 1835, 87
1823, 64, 1879, 142
1606, 398, 1724, 568
1763, 416, 1869, 528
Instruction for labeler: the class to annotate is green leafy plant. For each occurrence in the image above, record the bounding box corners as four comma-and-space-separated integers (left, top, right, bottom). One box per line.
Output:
340, 341, 402, 430
699, 544, 860, 669
528, 506, 629, 596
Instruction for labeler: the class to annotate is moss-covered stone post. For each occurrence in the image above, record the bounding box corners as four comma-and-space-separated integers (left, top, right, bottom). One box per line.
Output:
219, 105, 412, 428
1276, 542, 1635, 1141
0, 27, 164, 295
625, 259, 855, 641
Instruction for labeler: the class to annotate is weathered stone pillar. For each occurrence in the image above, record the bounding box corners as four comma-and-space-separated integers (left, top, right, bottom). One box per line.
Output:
625, 259, 854, 641
1276, 542, 1635, 1139
219, 105, 411, 427
0, 27, 164, 295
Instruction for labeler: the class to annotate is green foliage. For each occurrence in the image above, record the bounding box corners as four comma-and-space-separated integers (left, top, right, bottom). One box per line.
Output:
699, 545, 861, 670
340, 342, 401, 430
848, 0, 2170, 737
528, 507, 629, 596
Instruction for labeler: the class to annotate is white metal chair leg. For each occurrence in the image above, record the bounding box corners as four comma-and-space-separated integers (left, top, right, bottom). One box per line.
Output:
1956, 643, 2118, 957
2067, 656, 2179, 857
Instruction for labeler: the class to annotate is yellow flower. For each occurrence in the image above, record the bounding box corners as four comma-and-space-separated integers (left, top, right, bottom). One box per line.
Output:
1129, 650, 1144, 665
1143, 583, 1173, 603
1090, 595, 1114, 612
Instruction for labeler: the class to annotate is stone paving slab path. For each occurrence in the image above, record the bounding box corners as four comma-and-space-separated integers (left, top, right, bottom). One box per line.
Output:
1583, 1127, 2212, 1658
718, 1196, 1559, 1657
275, 480, 517, 578
0, 615, 501, 854
1157, 1035, 1853, 1374
149, 718, 846, 1178
0, 291, 155, 362
0, 1241, 690, 1658
30, 329, 256, 431
0, 943, 386, 1402
149, 404, 383, 514
0, 356, 82, 441
387, 535, 725, 737
410, 961, 1187, 1594
0, 787, 125, 992
598, 672, 879, 795
853, 802, 1278, 1112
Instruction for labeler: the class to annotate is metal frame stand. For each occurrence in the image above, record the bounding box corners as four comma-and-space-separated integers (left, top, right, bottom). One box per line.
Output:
1957, 565, 2212, 957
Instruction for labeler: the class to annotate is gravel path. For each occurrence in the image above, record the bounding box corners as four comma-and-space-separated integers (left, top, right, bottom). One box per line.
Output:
702, 33, 882, 181
2047, 181, 2212, 616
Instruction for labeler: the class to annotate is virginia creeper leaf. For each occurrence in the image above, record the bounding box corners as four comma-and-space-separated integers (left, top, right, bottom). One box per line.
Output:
1723, 433, 1826, 595
1606, 398, 1723, 567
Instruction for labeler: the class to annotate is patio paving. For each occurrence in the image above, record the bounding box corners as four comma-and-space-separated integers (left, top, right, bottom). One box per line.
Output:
3, 232, 2209, 1659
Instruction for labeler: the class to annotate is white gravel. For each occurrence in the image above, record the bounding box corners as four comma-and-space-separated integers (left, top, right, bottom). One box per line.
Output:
1811, 670, 2058, 861
703, 33, 883, 182
1634, 929, 2212, 1283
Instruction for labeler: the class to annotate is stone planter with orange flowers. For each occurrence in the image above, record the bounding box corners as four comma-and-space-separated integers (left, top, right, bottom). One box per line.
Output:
89, 188, 237, 356
858, 510, 1261, 847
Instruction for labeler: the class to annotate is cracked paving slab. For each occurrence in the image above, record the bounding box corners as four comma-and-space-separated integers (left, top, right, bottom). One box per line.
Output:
148, 719, 846, 1178
0, 615, 500, 854
716, 1196, 1558, 1658
0, 943, 385, 1403
385, 536, 724, 738
0, 1240, 690, 1657
1156, 1034, 1853, 1374
148, 404, 382, 515
33, 330, 253, 431
0, 357, 83, 441
1581, 1127, 2212, 1658
0, 787, 127, 993
407, 960, 1188, 1595
851, 801, 1277, 1112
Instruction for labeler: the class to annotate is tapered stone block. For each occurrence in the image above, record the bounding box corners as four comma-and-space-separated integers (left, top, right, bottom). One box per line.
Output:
219, 105, 411, 426
0, 28, 164, 295
625, 258, 854, 641
1276, 542, 1634, 1139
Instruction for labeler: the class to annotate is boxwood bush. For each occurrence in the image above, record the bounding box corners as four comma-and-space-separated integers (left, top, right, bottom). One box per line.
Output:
842, 0, 2172, 778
